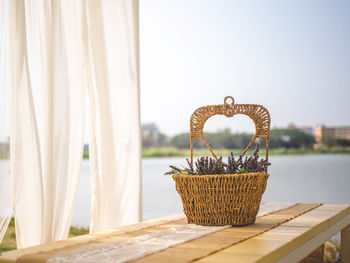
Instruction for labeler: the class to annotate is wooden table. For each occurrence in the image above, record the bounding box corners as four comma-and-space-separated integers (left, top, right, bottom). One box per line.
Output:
0, 203, 349, 263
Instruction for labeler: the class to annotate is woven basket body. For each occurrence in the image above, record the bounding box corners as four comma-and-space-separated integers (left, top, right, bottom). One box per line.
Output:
172, 96, 271, 226
173, 173, 269, 226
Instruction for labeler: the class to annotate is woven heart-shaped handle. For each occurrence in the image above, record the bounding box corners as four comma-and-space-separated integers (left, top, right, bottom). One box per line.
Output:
189, 96, 271, 166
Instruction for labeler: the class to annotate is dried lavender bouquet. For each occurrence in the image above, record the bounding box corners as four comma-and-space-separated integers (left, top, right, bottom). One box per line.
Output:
165, 143, 270, 176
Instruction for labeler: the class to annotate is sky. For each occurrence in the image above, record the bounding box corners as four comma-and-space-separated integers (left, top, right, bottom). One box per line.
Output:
0, 0, 350, 141
139, 0, 350, 135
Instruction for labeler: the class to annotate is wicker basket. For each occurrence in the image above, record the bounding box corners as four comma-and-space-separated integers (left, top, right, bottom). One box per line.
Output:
172, 96, 271, 226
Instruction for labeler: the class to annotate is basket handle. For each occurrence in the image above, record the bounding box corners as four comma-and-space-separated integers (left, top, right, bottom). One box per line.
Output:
189, 96, 271, 166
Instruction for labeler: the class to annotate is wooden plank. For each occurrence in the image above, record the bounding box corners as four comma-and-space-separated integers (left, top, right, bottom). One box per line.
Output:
0, 203, 324, 263
0, 203, 292, 262
196, 204, 350, 263
131, 231, 253, 263
277, 214, 350, 263
342, 223, 350, 263
132, 203, 321, 263
0, 215, 186, 263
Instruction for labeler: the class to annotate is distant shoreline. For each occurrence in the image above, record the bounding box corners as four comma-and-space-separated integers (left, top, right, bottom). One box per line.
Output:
2, 147, 349, 161
84, 146, 350, 159
140, 147, 350, 158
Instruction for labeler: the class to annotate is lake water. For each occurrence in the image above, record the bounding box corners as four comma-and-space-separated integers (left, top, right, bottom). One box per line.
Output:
73, 154, 350, 227
2, 155, 350, 228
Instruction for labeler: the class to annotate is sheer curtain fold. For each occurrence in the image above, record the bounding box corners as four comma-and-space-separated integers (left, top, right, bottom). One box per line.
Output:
0, 166, 10, 245
10, 0, 86, 248
8, 0, 140, 248
85, 0, 141, 233
0, 164, 11, 245
0, 0, 11, 245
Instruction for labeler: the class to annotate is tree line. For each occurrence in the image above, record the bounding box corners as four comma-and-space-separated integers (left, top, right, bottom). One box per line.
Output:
142, 128, 319, 149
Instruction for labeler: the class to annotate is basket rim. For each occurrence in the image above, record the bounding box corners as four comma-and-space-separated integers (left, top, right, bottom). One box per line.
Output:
172, 172, 269, 179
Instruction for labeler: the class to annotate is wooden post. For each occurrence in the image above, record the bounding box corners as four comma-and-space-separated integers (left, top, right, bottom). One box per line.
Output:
342, 223, 350, 263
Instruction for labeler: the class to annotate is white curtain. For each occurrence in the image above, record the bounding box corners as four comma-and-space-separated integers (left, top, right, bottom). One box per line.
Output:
10, 0, 86, 248
9, 0, 141, 248
0, 171, 11, 245
84, 0, 141, 233
0, 0, 11, 245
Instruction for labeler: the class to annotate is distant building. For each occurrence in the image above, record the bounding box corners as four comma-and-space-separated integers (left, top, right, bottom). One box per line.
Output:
288, 123, 314, 136
315, 125, 350, 147
141, 123, 159, 140
141, 123, 168, 148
